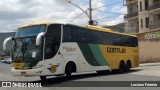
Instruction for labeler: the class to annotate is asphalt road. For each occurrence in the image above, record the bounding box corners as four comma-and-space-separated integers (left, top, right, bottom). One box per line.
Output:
0, 62, 160, 90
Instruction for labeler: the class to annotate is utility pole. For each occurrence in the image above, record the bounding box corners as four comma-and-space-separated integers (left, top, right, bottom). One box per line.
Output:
68, 0, 95, 25
89, 0, 94, 25
67, 1, 90, 18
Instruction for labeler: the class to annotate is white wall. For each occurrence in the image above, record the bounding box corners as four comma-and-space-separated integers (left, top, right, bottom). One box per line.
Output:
139, 39, 160, 62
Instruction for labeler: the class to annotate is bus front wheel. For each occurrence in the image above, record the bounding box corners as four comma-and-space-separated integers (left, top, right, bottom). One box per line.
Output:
40, 76, 46, 81
65, 63, 72, 78
96, 70, 110, 75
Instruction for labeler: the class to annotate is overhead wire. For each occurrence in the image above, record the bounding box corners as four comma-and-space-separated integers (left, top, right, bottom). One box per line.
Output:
69, 12, 84, 23
92, 1, 125, 25
93, 1, 124, 10
95, 9, 125, 15
68, 0, 125, 24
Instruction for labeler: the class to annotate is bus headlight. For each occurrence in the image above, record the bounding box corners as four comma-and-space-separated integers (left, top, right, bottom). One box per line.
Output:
11, 67, 15, 69
32, 65, 43, 69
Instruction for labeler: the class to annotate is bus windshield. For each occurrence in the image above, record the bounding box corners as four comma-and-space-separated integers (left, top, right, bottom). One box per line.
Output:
16, 25, 46, 38
12, 36, 43, 62
12, 25, 46, 62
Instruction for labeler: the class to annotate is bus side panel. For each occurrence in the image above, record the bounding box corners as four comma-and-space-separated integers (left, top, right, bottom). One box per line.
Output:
61, 43, 86, 72
43, 55, 65, 76
62, 43, 110, 72
99, 45, 139, 70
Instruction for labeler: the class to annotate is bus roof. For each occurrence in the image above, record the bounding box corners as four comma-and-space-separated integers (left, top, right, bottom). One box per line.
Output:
78, 25, 136, 37
66, 24, 137, 37
87, 25, 112, 31
19, 21, 55, 28
19, 21, 137, 37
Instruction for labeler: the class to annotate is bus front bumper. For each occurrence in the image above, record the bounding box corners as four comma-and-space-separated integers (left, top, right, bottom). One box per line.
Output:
11, 67, 43, 76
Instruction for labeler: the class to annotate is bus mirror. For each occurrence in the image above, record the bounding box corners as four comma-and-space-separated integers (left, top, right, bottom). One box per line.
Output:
3, 37, 13, 50
36, 32, 45, 46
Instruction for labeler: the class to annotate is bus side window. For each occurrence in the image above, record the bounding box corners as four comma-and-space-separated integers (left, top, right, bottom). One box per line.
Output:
72, 28, 78, 42
91, 30, 103, 44
63, 25, 79, 42
63, 27, 73, 42
103, 32, 113, 45
112, 34, 121, 46
131, 37, 138, 47
78, 28, 91, 43
45, 24, 61, 59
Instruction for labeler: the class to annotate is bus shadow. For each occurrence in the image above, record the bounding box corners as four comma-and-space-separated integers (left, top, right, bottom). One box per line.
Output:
30, 69, 142, 87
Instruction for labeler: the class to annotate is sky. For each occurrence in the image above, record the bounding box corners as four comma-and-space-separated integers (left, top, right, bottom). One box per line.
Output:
0, 0, 127, 32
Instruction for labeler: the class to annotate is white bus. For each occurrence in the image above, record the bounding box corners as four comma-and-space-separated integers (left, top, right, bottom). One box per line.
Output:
3, 22, 139, 80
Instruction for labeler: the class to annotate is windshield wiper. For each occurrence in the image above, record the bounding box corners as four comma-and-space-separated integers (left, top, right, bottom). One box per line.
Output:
14, 38, 29, 61
22, 40, 29, 60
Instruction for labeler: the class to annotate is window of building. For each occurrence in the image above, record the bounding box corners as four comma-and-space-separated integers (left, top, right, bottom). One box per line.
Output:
141, 19, 143, 29
145, 17, 150, 28
129, 7, 133, 14
145, 0, 149, 10
158, 14, 160, 20
140, 1, 142, 12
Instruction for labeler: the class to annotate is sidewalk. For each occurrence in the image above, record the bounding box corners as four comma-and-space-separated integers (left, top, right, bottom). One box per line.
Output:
140, 62, 160, 67
130, 62, 160, 77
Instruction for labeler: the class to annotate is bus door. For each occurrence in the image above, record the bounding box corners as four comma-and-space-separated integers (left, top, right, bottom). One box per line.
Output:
43, 24, 64, 75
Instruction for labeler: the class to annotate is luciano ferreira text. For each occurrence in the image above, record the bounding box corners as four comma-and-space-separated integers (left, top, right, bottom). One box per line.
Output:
131, 82, 158, 87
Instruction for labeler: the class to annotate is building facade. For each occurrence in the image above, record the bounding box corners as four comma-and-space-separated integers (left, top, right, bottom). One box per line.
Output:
124, 0, 160, 33
124, 0, 160, 63
124, 0, 139, 33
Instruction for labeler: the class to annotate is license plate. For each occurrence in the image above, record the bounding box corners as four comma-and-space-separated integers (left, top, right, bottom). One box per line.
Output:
21, 72, 26, 75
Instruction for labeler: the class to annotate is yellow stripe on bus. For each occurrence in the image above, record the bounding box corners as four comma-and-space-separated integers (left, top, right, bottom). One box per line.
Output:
99, 45, 139, 69
12, 62, 25, 69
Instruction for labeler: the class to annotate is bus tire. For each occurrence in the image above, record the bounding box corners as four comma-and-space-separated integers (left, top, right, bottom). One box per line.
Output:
65, 63, 72, 78
126, 60, 131, 72
119, 61, 125, 73
96, 71, 104, 74
96, 70, 109, 75
40, 76, 46, 81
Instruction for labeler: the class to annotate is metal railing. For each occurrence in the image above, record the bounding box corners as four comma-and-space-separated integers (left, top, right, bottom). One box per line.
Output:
149, 21, 160, 30
124, 0, 137, 5
149, 1, 160, 11
125, 27, 139, 33
124, 12, 138, 19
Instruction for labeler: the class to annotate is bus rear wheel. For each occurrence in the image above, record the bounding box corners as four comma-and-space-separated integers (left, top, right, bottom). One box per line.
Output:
126, 61, 131, 72
40, 76, 46, 81
119, 61, 125, 73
